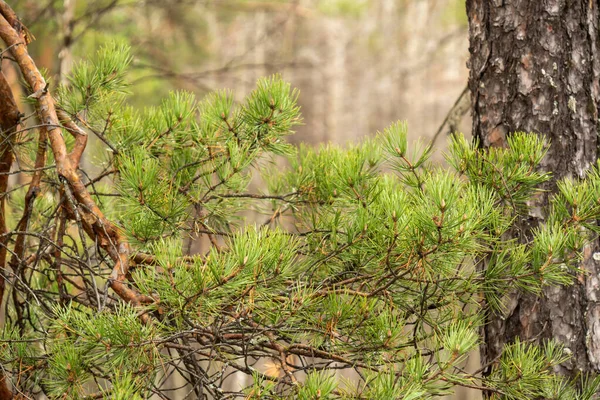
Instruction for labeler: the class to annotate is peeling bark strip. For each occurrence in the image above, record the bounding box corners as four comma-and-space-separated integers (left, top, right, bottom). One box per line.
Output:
467, 0, 600, 378
0, 2, 145, 321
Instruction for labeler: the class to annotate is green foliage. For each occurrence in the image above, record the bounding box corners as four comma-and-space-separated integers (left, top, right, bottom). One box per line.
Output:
43, 305, 157, 398
6, 43, 600, 399
298, 371, 337, 399
57, 41, 132, 117
487, 340, 570, 399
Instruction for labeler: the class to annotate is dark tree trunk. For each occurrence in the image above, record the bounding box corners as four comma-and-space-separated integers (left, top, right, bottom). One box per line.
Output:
466, 0, 600, 378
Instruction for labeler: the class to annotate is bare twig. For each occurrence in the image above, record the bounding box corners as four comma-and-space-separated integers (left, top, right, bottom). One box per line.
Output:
0, 1, 145, 321
429, 85, 470, 149
0, 57, 19, 400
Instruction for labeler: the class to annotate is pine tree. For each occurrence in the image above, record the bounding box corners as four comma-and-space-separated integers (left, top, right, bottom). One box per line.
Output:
467, 0, 600, 386
0, 3, 600, 399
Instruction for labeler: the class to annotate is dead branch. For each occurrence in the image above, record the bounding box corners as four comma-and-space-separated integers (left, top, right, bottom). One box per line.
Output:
0, 60, 19, 400
0, 1, 146, 322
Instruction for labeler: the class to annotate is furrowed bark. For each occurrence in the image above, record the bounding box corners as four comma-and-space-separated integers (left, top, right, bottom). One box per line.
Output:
467, 0, 600, 382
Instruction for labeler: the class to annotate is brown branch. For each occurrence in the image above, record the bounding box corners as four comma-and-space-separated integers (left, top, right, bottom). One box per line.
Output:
0, 2, 33, 44
0, 69, 19, 300
429, 85, 470, 149
0, 1, 145, 322
0, 64, 19, 400
54, 209, 67, 304
57, 109, 87, 169
8, 120, 47, 277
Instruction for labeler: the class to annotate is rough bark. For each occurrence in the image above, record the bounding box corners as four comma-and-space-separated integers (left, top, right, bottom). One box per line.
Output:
467, 0, 600, 378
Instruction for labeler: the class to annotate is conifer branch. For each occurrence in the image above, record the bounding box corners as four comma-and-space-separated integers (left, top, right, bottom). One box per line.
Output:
0, 1, 146, 322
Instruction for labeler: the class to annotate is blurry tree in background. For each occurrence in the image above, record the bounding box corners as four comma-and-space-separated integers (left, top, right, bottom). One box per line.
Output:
466, 0, 600, 391
8, 0, 470, 149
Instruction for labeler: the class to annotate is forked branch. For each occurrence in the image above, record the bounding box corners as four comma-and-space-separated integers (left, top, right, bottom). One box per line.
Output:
0, 1, 146, 322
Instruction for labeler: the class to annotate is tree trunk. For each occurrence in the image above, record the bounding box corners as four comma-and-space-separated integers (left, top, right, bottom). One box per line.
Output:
466, 0, 600, 379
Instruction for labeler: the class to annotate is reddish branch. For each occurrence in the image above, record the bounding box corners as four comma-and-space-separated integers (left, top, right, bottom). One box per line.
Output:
0, 0, 145, 314
57, 109, 87, 169
8, 118, 47, 282
0, 3, 149, 395
0, 70, 19, 304
0, 66, 19, 400
0, 2, 32, 44
0, 9, 22, 397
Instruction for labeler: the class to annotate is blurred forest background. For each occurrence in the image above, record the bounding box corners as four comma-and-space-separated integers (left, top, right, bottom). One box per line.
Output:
7, 0, 470, 152
4, 0, 475, 398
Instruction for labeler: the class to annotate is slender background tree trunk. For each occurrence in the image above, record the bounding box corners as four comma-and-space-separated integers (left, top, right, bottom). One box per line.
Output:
466, 0, 600, 379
